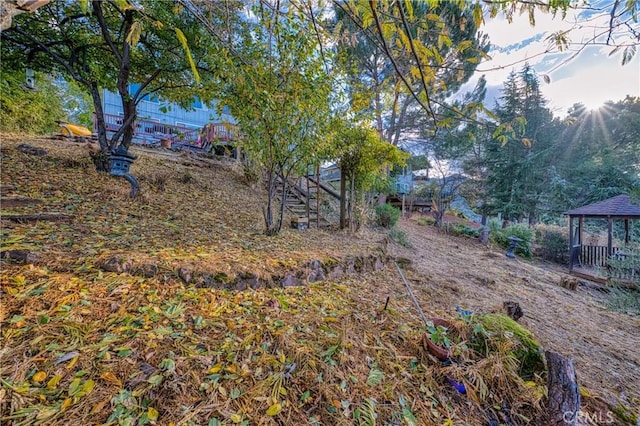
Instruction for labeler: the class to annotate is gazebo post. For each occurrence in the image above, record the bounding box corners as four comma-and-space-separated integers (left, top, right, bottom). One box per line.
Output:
624, 218, 630, 244
607, 216, 613, 258
569, 216, 574, 271
578, 216, 583, 247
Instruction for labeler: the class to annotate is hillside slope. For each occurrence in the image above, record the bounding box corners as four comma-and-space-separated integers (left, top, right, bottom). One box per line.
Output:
1, 134, 637, 425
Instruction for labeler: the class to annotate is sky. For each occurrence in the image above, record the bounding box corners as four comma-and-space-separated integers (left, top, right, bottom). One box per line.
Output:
464, 4, 640, 117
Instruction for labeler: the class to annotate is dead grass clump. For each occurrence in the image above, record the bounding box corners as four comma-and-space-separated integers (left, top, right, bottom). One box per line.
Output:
140, 170, 172, 191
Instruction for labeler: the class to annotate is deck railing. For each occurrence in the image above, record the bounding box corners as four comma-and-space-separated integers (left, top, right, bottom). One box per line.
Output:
97, 113, 235, 145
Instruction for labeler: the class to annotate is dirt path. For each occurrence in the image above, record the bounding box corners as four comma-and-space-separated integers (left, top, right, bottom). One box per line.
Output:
389, 218, 640, 414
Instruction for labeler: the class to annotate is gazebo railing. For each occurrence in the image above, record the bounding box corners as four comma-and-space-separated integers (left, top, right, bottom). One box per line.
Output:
575, 245, 638, 282
579, 245, 623, 268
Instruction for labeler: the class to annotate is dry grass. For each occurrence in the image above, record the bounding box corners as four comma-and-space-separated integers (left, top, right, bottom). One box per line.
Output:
1, 134, 638, 425
391, 217, 640, 421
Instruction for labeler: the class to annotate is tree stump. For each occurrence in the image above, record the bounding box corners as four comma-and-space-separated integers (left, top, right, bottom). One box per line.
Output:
545, 350, 580, 425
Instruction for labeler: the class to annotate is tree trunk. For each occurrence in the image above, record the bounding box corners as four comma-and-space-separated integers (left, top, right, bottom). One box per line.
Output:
339, 167, 347, 229
111, 9, 135, 151
264, 167, 275, 234
544, 350, 580, 426
276, 171, 287, 234
89, 82, 110, 173
349, 172, 355, 231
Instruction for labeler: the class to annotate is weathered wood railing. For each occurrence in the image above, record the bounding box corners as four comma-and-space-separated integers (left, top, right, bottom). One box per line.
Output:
577, 245, 638, 283
97, 113, 234, 145
579, 245, 622, 268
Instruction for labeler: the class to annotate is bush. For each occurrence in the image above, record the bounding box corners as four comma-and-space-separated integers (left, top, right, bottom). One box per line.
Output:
447, 222, 480, 238
389, 228, 411, 247
417, 216, 435, 226
535, 225, 569, 264
375, 204, 400, 228
489, 220, 534, 258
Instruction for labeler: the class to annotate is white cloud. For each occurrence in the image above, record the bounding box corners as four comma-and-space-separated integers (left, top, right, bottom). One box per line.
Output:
468, 5, 640, 115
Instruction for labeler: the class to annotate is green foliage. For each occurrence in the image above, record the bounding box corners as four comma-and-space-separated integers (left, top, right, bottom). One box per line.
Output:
416, 217, 435, 226
375, 204, 400, 228
389, 228, 411, 248
472, 314, 544, 380
489, 220, 534, 258
534, 225, 569, 264
447, 223, 480, 239
606, 287, 640, 316
0, 71, 65, 133
334, 123, 408, 193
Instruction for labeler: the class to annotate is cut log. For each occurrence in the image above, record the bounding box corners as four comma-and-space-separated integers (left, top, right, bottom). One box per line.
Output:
1, 212, 72, 222
1, 197, 42, 208
545, 350, 580, 425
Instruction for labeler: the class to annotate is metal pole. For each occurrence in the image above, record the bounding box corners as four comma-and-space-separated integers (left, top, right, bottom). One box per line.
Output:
394, 261, 429, 327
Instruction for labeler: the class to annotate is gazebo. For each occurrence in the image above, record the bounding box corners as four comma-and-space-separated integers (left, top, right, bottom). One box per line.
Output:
564, 194, 640, 280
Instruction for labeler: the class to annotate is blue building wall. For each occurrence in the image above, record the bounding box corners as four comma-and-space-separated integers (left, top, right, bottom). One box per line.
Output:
102, 86, 233, 129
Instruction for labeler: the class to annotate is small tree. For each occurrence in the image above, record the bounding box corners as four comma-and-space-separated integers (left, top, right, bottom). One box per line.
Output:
334, 123, 408, 230
213, 3, 333, 235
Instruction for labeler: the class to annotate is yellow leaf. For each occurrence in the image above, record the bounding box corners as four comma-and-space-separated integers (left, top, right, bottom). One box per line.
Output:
82, 379, 95, 395
266, 402, 282, 416
175, 28, 200, 84
126, 21, 142, 46
147, 406, 159, 421
230, 413, 242, 423
208, 364, 222, 374
61, 398, 73, 410
33, 371, 47, 382
279, 353, 285, 363
47, 374, 63, 390
66, 355, 79, 370
100, 372, 122, 388
91, 399, 109, 414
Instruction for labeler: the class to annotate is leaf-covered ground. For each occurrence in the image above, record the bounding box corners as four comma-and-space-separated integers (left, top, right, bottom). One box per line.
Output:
1, 134, 638, 425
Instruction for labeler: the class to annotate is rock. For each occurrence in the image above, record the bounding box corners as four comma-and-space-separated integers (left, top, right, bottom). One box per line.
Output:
17, 144, 47, 156
346, 257, 356, 274
139, 263, 158, 278
194, 273, 215, 288
503, 301, 524, 322
1, 249, 38, 264
307, 267, 325, 283
306, 260, 323, 270
306, 259, 325, 283
327, 265, 344, 279
235, 274, 263, 290
101, 256, 133, 273
281, 274, 303, 287
177, 267, 193, 284
374, 257, 385, 271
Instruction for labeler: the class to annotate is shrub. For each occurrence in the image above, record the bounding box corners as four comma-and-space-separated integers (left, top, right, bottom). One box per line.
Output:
375, 204, 400, 228
417, 216, 435, 226
489, 220, 534, 258
389, 228, 411, 247
535, 225, 569, 264
448, 222, 480, 238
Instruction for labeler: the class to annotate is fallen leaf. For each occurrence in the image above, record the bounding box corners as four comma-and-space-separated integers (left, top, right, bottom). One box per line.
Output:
266, 402, 282, 416
32, 371, 47, 382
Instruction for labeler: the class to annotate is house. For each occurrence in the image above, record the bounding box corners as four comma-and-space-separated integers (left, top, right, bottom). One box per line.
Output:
98, 84, 236, 147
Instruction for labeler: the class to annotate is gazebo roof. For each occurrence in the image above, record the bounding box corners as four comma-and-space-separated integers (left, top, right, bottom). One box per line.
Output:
564, 195, 640, 218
